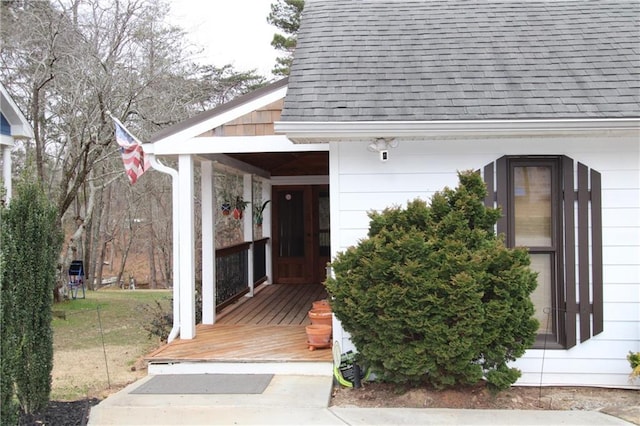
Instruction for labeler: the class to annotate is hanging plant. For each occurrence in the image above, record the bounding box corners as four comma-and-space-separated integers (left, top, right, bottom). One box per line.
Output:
219, 187, 233, 216
233, 196, 248, 220
254, 200, 271, 226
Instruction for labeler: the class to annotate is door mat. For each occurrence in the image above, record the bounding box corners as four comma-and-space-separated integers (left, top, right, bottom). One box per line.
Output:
130, 374, 273, 395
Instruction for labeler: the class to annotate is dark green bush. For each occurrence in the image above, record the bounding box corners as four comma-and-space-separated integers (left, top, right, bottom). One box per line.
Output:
326, 171, 538, 391
0, 180, 62, 416
1, 206, 18, 425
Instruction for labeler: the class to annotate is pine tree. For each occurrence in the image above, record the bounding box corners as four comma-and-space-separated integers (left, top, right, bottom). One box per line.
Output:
267, 0, 304, 77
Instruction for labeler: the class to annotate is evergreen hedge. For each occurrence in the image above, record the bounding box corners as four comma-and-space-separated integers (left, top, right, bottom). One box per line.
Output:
1, 200, 18, 424
1, 179, 62, 418
326, 171, 538, 391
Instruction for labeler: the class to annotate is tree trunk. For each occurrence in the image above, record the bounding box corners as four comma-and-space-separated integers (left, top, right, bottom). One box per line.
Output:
61, 180, 97, 292
94, 185, 112, 289
148, 233, 157, 288
87, 183, 106, 290
115, 223, 135, 289
83, 187, 94, 291
31, 82, 48, 183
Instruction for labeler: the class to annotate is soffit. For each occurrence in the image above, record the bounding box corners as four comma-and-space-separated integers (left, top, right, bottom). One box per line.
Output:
226, 152, 328, 176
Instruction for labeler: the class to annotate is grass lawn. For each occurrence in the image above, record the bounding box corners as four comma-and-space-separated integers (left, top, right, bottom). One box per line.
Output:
51, 289, 171, 400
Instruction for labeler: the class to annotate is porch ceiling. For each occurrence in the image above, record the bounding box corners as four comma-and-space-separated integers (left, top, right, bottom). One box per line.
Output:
227, 152, 328, 176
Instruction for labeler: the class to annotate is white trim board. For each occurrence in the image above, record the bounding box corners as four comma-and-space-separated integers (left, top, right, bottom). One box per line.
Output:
147, 135, 329, 156
276, 118, 640, 143
271, 175, 329, 186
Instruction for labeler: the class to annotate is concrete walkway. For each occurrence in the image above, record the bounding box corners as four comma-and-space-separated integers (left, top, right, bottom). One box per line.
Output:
88, 374, 636, 426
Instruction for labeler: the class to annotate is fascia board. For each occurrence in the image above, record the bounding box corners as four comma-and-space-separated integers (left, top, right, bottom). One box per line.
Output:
275, 118, 640, 142
9, 123, 34, 139
1, 134, 15, 146
151, 85, 287, 149
0, 86, 34, 139
146, 134, 329, 156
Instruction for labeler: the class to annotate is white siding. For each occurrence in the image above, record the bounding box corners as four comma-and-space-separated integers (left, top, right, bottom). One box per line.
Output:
329, 131, 640, 389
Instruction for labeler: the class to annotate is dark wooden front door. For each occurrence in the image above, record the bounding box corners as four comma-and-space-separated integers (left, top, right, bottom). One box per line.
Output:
272, 185, 330, 284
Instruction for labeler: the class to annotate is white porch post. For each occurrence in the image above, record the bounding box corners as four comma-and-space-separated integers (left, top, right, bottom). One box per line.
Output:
147, 154, 180, 342
243, 173, 254, 296
2, 144, 12, 201
178, 154, 196, 339
262, 179, 273, 284
201, 161, 216, 324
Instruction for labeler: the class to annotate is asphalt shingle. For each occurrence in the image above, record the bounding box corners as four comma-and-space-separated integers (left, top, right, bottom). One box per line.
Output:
281, 0, 640, 122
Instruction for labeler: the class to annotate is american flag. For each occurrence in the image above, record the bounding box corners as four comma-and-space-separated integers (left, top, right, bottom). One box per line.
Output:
112, 117, 148, 184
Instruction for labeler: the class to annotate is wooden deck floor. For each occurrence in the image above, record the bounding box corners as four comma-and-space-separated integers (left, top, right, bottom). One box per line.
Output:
146, 283, 333, 363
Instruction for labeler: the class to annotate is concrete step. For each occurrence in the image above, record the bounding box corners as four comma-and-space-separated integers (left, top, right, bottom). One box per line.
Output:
88, 374, 335, 425
148, 360, 333, 376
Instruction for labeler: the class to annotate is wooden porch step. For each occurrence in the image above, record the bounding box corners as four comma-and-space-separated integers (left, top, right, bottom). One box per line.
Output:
147, 324, 333, 363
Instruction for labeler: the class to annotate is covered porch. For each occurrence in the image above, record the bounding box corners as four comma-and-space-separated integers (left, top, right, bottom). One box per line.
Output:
146, 79, 331, 343
146, 283, 333, 375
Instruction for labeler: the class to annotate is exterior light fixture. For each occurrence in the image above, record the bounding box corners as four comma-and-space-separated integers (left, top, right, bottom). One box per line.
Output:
367, 138, 398, 162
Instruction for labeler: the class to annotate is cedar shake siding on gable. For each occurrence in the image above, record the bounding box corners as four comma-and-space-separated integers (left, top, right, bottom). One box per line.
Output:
282, 0, 640, 122
199, 99, 284, 137
149, 78, 287, 144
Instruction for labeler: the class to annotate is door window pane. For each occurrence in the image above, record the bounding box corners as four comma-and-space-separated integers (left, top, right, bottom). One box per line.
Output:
318, 190, 330, 257
529, 253, 553, 334
514, 166, 552, 247
277, 190, 305, 257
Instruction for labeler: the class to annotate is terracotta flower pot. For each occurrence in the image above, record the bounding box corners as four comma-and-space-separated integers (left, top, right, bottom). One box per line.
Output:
312, 299, 330, 310
308, 309, 332, 327
305, 324, 332, 351
233, 207, 243, 220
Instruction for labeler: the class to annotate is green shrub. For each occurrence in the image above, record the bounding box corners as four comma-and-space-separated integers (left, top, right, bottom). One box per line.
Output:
138, 292, 202, 342
326, 171, 538, 391
0, 179, 62, 415
138, 299, 173, 342
1, 205, 18, 424
628, 351, 640, 381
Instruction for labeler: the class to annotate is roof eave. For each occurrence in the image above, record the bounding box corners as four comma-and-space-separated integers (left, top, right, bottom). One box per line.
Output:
0, 84, 34, 139
149, 78, 288, 147
274, 118, 640, 143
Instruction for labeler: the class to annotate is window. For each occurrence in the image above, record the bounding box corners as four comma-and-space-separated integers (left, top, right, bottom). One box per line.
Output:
510, 160, 559, 344
484, 156, 603, 349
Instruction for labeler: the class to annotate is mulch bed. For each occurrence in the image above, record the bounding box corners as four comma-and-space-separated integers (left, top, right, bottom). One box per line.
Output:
18, 398, 100, 426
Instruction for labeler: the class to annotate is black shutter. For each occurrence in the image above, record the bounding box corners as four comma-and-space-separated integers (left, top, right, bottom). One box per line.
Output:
590, 169, 603, 336
495, 156, 508, 237
562, 156, 577, 348
575, 163, 603, 342
483, 163, 494, 208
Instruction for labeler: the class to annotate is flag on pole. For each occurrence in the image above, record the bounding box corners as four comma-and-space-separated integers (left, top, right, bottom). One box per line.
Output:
110, 115, 148, 184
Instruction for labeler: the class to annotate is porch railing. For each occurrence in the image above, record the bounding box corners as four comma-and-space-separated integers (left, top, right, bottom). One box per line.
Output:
215, 238, 269, 309
253, 238, 268, 286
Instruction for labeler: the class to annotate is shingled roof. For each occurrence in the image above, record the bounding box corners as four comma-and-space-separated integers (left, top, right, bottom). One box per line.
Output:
281, 0, 640, 122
